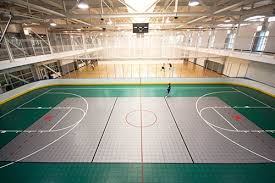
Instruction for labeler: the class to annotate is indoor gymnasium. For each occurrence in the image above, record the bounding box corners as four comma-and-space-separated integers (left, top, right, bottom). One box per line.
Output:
0, 0, 275, 182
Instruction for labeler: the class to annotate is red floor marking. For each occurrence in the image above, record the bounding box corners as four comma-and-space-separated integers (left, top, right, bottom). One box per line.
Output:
232, 114, 242, 121
139, 96, 144, 183
43, 115, 54, 122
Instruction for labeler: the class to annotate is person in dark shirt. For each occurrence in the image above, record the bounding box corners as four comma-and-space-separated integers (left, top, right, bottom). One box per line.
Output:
161, 63, 165, 71
165, 83, 171, 98
169, 63, 172, 70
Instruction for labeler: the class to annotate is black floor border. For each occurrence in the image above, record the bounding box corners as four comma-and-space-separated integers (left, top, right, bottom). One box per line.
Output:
164, 97, 195, 163
91, 97, 118, 162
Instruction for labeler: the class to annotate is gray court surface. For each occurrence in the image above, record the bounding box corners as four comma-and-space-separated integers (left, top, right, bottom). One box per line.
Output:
0, 97, 274, 163
167, 97, 275, 163
93, 97, 193, 163
0, 97, 116, 162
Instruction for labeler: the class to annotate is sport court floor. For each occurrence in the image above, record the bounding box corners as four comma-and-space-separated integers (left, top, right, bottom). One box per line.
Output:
0, 84, 274, 182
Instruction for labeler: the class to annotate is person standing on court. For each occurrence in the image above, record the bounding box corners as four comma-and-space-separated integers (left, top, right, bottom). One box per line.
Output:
91, 63, 95, 70
165, 83, 171, 98
161, 63, 165, 71
169, 63, 172, 70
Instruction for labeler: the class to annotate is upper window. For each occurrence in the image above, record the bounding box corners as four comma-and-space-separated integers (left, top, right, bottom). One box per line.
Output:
254, 31, 269, 52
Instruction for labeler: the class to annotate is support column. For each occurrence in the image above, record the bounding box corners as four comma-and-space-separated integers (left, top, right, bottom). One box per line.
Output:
45, 28, 53, 54
232, 16, 242, 51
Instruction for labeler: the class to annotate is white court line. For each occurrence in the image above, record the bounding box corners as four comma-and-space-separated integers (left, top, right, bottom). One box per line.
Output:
195, 90, 275, 163
212, 106, 271, 109
0, 107, 85, 134
0, 89, 52, 119
212, 107, 238, 131
0, 92, 89, 169
200, 107, 274, 133
233, 87, 274, 110
49, 108, 73, 131
51, 86, 235, 90
18, 107, 72, 110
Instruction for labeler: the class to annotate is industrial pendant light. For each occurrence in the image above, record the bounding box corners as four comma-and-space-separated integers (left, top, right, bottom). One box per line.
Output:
77, 0, 89, 9
188, 0, 200, 7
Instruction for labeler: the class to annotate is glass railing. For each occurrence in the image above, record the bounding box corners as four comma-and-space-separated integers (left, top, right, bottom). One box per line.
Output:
0, 61, 225, 93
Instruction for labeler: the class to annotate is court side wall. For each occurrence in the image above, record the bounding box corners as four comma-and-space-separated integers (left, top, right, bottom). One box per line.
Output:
223, 57, 249, 77
0, 78, 274, 104
245, 62, 275, 87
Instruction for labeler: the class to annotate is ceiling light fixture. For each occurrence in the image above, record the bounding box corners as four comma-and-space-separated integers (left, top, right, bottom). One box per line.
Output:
23, 28, 30, 35
268, 16, 275, 22
124, 0, 157, 22
257, 25, 262, 31
224, 18, 231, 23
107, 20, 113, 25
50, 22, 57, 27
188, 0, 200, 7
244, 15, 265, 22
217, 24, 234, 27
77, 0, 89, 9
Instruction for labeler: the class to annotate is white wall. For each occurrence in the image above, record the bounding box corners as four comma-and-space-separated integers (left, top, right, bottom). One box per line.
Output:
234, 24, 258, 50
190, 31, 199, 47
196, 57, 205, 66
101, 32, 185, 59
60, 59, 75, 66
264, 22, 275, 53
200, 31, 210, 48
213, 30, 227, 48
209, 57, 225, 64
223, 57, 249, 77
245, 62, 275, 87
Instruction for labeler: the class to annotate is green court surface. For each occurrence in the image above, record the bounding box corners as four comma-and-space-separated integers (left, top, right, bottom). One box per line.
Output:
0, 84, 274, 183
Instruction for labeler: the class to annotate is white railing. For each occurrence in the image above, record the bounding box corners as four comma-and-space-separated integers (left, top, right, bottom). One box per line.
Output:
181, 35, 275, 59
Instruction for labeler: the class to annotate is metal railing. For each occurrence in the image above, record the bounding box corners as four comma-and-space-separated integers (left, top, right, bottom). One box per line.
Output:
182, 35, 275, 58
0, 34, 101, 62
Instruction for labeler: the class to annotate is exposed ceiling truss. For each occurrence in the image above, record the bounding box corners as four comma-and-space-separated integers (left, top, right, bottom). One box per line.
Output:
0, 0, 274, 31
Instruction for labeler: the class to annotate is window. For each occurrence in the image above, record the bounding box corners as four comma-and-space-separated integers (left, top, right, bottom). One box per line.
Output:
224, 31, 236, 49
253, 31, 269, 52
197, 32, 202, 47
208, 31, 215, 48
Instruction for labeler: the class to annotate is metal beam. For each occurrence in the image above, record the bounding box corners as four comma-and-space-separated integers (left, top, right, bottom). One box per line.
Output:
185, 1, 246, 26
117, 0, 138, 12
44, 20, 261, 29
0, 25, 14, 62
145, 0, 161, 12
4, 0, 91, 26
103, 0, 114, 12
43, 0, 63, 9
46, 11, 241, 20
30, 29, 50, 46
6, 73, 29, 84
0, 14, 12, 44
6, 0, 66, 17
0, 9, 43, 21
178, 0, 264, 28
105, 0, 114, 7
6, 40, 28, 56
42, 64, 62, 77
174, 0, 178, 13
101, 0, 104, 15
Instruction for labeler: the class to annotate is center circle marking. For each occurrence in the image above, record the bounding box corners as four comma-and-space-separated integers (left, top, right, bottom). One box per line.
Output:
125, 110, 157, 128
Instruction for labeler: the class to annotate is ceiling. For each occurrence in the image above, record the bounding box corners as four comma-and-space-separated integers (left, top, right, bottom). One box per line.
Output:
0, 0, 274, 32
